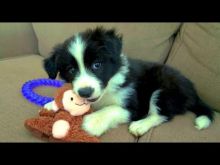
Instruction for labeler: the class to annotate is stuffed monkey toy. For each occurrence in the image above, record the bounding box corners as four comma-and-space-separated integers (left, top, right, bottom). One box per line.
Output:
24, 84, 100, 142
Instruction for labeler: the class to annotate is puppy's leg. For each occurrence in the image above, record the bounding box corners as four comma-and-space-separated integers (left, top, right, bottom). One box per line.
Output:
129, 113, 167, 137
82, 105, 130, 137
129, 90, 168, 137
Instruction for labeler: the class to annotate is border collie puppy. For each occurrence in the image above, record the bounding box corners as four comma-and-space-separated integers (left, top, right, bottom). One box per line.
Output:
43, 27, 214, 137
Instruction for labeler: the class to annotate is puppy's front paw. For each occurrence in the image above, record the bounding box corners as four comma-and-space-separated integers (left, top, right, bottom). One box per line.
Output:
129, 120, 150, 137
82, 113, 109, 137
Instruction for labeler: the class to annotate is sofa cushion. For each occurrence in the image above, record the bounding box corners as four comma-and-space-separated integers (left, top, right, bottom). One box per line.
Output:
0, 55, 46, 142
0, 23, 38, 59
166, 23, 220, 112
138, 112, 220, 142
33, 23, 180, 62
0, 55, 136, 142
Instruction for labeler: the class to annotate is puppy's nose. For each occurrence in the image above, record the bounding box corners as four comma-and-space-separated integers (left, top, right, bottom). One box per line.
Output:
78, 87, 94, 98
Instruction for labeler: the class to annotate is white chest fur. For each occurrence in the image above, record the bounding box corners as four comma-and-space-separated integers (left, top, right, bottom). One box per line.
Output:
92, 54, 133, 111
92, 84, 134, 110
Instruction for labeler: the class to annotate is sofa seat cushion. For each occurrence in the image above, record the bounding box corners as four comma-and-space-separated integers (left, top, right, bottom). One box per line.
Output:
138, 112, 220, 142
0, 55, 46, 142
0, 55, 136, 142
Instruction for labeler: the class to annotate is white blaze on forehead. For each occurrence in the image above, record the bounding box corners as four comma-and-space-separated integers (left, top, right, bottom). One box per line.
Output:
68, 35, 86, 73
68, 35, 102, 98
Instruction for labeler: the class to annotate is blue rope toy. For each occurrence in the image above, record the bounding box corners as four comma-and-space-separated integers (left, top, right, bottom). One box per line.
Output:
21, 78, 65, 107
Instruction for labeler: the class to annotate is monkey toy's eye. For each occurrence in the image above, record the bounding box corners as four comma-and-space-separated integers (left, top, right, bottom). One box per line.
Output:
70, 97, 73, 101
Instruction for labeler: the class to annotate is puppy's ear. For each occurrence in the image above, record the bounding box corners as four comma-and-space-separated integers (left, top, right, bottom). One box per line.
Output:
106, 28, 123, 56
43, 45, 61, 79
43, 56, 58, 79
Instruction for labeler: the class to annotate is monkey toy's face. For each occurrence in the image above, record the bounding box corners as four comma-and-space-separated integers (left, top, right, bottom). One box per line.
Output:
62, 89, 91, 116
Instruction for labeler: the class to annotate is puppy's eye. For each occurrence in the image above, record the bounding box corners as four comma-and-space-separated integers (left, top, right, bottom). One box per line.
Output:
92, 62, 102, 70
69, 68, 75, 74
70, 97, 73, 101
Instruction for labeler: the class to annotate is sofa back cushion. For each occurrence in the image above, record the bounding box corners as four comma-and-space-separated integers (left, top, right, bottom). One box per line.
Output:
33, 23, 180, 62
167, 23, 220, 112
0, 23, 38, 59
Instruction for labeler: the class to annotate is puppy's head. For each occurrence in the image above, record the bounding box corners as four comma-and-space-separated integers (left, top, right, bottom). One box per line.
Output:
44, 27, 124, 103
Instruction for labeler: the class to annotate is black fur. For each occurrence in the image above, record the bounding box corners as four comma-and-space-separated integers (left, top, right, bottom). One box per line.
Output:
43, 27, 122, 89
43, 27, 214, 126
81, 27, 123, 88
124, 58, 214, 122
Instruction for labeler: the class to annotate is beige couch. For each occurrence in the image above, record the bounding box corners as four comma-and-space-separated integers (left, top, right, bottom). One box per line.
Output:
0, 23, 220, 142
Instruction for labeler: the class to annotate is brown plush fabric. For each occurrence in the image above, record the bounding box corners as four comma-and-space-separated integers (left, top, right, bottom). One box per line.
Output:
53, 84, 73, 110
167, 23, 220, 112
33, 23, 180, 62
0, 23, 38, 59
24, 83, 99, 142
25, 109, 100, 142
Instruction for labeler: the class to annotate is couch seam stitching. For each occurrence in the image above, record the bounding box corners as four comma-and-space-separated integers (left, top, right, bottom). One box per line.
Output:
163, 23, 183, 64
167, 25, 185, 65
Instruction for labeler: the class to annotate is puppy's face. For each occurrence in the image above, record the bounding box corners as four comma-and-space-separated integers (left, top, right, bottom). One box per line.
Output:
44, 27, 123, 103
